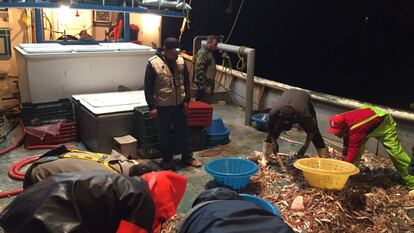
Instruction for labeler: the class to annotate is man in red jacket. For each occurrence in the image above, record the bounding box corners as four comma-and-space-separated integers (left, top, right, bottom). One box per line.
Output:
327, 105, 414, 191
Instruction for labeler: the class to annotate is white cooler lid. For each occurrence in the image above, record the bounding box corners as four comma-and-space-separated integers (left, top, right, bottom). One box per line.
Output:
73, 90, 147, 115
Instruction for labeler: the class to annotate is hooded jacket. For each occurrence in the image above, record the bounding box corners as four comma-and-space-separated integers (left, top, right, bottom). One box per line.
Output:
0, 171, 186, 233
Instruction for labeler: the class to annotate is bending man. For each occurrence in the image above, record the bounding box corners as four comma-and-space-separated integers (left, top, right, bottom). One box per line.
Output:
1, 171, 186, 233
23, 145, 152, 188
177, 187, 294, 233
327, 105, 414, 191
262, 89, 328, 167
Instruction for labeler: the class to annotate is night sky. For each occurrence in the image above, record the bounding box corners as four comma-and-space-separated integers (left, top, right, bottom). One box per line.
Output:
162, 0, 414, 110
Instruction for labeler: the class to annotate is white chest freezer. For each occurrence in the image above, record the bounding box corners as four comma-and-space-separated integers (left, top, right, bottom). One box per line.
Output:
73, 90, 147, 153
16, 43, 155, 103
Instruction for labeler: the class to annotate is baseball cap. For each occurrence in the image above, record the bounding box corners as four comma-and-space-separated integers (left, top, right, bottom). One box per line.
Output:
163, 37, 180, 52
327, 114, 346, 135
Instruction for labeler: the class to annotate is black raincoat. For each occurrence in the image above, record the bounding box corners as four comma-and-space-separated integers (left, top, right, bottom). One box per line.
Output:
0, 172, 155, 233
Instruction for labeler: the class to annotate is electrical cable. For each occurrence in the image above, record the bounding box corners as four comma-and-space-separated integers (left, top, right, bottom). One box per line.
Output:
191, 0, 216, 39
224, 0, 245, 44
42, 11, 53, 40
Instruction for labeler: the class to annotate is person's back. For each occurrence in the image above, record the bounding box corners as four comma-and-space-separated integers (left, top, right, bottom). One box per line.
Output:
178, 200, 293, 233
1, 171, 154, 233
270, 89, 312, 119
23, 146, 150, 188
1, 171, 186, 233
177, 188, 294, 233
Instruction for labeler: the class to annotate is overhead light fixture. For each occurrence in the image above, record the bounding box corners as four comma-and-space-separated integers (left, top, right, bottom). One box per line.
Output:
57, 5, 72, 25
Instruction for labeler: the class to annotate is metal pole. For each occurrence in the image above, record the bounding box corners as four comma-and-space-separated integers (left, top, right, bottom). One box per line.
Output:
124, 13, 130, 42
35, 8, 43, 43
201, 40, 255, 126
245, 49, 255, 126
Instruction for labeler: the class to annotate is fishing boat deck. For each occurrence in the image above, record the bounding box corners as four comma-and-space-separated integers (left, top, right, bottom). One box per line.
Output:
0, 101, 412, 232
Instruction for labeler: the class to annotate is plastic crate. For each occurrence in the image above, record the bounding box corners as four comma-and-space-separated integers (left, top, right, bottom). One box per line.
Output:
133, 106, 157, 127
138, 143, 163, 159
135, 126, 158, 136
135, 134, 159, 147
21, 99, 74, 126
187, 101, 213, 111
25, 121, 77, 147
186, 101, 213, 127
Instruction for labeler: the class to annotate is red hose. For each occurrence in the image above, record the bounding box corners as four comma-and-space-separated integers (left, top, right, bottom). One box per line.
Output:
0, 189, 23, 198
1, 144, 79, 198
0, 155, 40, 198
8, 155, 40, 180
0, 119, 80, 198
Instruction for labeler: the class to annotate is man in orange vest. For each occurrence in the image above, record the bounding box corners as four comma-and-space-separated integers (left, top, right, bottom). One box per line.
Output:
327, 105, 414, 193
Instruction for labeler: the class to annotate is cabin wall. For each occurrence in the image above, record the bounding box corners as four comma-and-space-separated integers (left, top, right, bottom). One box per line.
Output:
0, 8, 32, 76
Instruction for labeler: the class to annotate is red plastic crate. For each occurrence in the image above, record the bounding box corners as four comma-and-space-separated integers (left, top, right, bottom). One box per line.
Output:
187, 101, 213, 109
186, 101, 213, 127
25, 121, 77, 147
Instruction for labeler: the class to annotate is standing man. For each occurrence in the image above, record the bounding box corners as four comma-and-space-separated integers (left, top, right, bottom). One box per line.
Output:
144, 37, 202, 170
194, 35, 218, 102
327, 105, 414, 191
261, 89, 328, 167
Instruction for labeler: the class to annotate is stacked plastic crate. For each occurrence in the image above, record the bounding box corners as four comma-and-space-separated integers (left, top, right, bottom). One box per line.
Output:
132, 106, 161, 159
132, 101, 213, 159
187, 101, 213, 127
22, 99, 77, 147
185, 101, 213, 151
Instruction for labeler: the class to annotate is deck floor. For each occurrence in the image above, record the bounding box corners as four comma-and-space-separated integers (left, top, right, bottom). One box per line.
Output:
0, 102, 325, 213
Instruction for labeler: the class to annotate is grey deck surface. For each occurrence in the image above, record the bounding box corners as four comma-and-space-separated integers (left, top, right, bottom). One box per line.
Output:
0, 102, 341, 228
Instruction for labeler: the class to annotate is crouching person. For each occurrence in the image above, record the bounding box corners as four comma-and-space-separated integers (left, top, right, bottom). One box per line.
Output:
23, 145, 153, 188
177, 187, 294, 233
0, 171, 186, 233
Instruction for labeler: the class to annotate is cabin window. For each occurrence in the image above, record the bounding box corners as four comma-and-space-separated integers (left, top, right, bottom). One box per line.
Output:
0, 28, 11, 60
